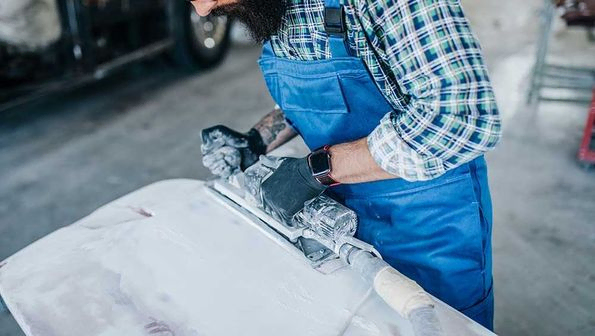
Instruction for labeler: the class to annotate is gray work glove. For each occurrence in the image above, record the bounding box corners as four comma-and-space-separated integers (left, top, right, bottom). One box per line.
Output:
244, 156, 327, 224
201, 125, 267, 178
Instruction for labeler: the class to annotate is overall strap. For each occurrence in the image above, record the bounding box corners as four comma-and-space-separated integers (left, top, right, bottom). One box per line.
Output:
261, 41, 275, 57
323, 0, 350, 57
323, 0, 341, 8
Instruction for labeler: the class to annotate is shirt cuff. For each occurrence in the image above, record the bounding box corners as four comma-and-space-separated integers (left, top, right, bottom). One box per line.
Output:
367, 113, 446, 182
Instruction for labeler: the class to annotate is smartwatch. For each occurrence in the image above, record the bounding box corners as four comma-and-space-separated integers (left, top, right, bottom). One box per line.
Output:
307, 145, 340, 186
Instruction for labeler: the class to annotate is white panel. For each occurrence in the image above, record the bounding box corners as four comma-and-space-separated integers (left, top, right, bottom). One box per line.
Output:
0, 179, 494, 336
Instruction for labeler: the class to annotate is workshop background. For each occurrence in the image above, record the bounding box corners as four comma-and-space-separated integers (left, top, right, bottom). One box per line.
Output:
1, 0, 594, 335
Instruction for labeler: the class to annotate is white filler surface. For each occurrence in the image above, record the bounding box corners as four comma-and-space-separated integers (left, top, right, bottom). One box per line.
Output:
0, 179, 495, 336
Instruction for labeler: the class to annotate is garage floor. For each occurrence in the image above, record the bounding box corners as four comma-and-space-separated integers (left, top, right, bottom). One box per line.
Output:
1, 0, 594, 335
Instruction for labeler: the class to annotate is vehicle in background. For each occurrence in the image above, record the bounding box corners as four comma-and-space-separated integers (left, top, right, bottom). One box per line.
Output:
0, 0, 232, 112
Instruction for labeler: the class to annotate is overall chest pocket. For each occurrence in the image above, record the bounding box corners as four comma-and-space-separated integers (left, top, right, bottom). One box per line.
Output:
263, 72, 349, 114
260, 55, 394, 118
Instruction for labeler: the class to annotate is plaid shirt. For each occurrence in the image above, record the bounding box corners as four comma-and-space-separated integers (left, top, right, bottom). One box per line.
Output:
269, 0, 501, 181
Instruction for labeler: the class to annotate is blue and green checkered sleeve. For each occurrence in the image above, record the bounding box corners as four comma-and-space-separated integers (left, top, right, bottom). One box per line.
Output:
364, 0, 502, 181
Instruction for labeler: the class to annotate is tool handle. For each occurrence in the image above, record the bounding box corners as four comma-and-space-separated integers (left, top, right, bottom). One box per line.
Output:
373, 266, 435, 317
348, 250, 434, 318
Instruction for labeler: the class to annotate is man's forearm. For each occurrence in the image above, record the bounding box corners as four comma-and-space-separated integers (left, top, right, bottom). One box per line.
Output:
253, 106, 297, 153
253, 110, 394, 184
329, 138, 397, 184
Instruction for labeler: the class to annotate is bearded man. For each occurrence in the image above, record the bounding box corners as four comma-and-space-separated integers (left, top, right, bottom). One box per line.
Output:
194, 0, 501, 330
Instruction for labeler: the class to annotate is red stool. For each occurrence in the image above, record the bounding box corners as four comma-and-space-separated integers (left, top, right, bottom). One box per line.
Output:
578, 89, 595, 167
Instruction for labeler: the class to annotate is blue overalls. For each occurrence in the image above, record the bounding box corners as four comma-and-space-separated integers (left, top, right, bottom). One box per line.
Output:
258, 0, 494, 329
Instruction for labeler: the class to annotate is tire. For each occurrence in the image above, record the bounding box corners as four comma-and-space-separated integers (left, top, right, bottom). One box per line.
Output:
167, 1, 232, 69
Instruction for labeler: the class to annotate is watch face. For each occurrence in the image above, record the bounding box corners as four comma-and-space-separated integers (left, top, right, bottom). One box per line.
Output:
310, 151, 330, 175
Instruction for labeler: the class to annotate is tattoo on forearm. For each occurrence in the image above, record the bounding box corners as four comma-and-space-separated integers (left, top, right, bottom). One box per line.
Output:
255, 107, 287, 145
254, 106, 297, 152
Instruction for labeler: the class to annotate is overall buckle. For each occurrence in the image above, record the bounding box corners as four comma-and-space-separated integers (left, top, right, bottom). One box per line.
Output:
324, 7, 346, 36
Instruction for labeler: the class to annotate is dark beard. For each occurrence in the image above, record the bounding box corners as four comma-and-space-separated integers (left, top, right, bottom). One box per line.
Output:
211, 0, 287, 44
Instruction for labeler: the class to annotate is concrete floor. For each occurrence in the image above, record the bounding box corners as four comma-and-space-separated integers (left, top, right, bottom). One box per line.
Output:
1, 0, 595, 335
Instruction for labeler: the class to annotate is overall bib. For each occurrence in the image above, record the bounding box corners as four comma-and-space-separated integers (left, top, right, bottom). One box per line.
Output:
258, 0, 494, 329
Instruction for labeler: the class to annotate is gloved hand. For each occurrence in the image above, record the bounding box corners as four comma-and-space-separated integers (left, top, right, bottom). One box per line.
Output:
245, 156, 327, 224
201, 125, 267, 178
